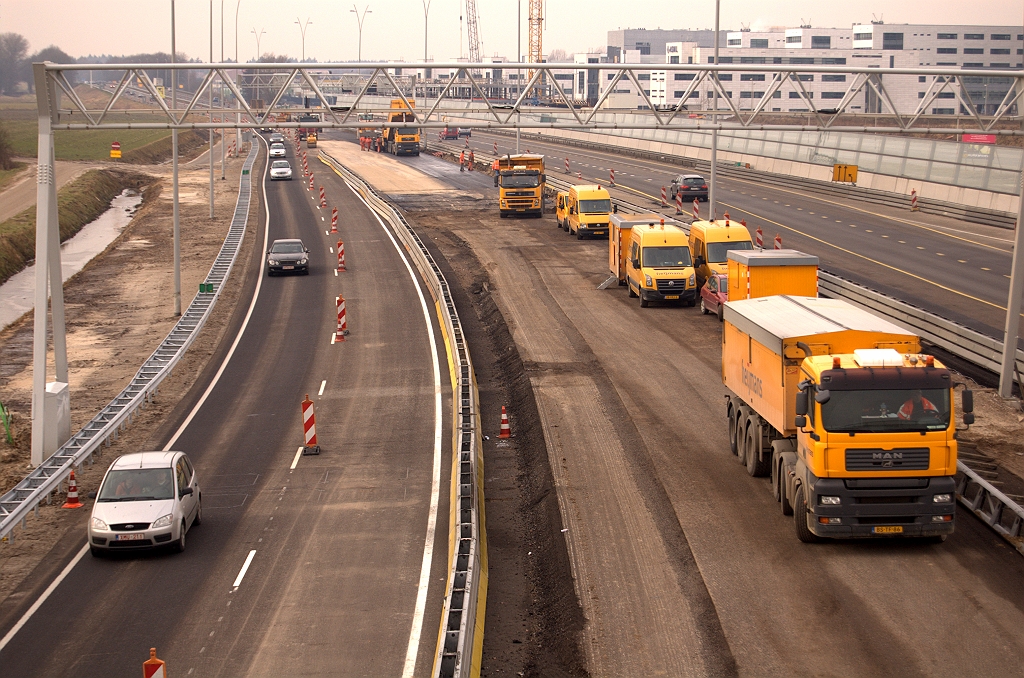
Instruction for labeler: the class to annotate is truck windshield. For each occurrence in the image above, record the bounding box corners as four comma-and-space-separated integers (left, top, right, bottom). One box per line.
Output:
579, 199, 611, 214
398, 127, 418, 135
820, 388, 951, 433
643, 246, 692, 268
502, 175, 540, 188
706, 240, 753, 263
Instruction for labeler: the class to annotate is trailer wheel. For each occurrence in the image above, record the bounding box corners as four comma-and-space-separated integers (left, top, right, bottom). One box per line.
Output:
727, 403, 739, 456
745, 422, 771, 477
794, 486, 820, 543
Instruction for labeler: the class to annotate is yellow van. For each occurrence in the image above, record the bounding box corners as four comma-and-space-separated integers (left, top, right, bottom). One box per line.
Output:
564, 185, 611, 239
688, 217, 754, 288
625, 222, 696, 307
555, 191, 570, 229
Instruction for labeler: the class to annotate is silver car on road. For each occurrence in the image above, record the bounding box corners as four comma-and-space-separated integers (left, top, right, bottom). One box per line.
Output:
87, 451, 201, 556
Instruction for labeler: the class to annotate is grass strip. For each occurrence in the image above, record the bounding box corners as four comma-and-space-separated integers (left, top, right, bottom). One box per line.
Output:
0, 168, 152, 286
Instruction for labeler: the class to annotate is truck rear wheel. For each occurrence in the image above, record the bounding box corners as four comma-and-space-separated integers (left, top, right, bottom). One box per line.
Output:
777, 462, 794, 515
745, 421, 771, 478
794, 486, 821, 543
727, 401, 739, 456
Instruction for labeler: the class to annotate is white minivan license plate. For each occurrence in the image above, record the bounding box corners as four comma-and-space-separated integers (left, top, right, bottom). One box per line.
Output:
115, 533, 145, 541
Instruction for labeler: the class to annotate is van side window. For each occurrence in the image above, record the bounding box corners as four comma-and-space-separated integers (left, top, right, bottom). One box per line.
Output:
629, 242, 639, 262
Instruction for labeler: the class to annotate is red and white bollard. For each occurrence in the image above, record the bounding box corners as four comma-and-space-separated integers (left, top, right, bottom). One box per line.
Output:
303, 151, 307, 164
774, 234, 783, 250
661, 186, 668, 207
308, 174, 314, 191
577, 171, 582, 180
336, 295, 349, 340
565, 157, 570, 173
498, 406, 511, 439
319, 186, 327, 208
609, 168, 616, 186
465, 138, 470, 148
337, 240, 346, 271
62, 470, 83, 509
911, 189, 919, 212
301, 394, 320, 454
676, 193, 683, 215
330, 207, 338, 234
143, 648, 167, 678
493, 141, 498, 154
756, 226, 764, 248
693, 199, 699, 221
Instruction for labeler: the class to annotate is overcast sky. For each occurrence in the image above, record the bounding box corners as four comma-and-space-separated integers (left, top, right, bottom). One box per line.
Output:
2, 0, 1022, 63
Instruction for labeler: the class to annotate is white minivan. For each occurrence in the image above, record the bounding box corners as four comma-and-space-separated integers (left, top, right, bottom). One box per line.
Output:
87, 451, 201, 556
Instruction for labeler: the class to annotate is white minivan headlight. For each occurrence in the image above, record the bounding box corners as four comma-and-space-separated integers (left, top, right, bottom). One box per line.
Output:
151, 514, 174, 529
91, 517, 109, 531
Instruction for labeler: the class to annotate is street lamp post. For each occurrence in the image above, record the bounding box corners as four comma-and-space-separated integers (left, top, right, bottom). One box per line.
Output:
234, 0, 243, 156
252, 28, 265, 105
295, 17, 313, 62
422, 0, 432, 78
171, 0, 181, 317
350, 5, 371, 63
209, 0, 215, 219
219, 0, 225, 178
709, 0, 720, 222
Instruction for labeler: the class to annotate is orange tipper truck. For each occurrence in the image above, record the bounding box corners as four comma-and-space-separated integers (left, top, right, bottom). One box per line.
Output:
382, 98, 421, 156
495, 154, 545, 218
722, 294, 973, 543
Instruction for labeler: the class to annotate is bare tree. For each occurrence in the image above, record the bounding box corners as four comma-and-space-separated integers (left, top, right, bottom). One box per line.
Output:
546, 48, 572, 63
0, 33, 29, 95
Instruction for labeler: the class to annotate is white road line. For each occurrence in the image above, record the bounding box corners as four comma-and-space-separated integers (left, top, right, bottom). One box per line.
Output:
318, 380, 327, 396
347, 183, 443, 678
232, 550, 257, 589
331, 332, 336, 344
290, 446, 303, 470
0, 544, 88, 652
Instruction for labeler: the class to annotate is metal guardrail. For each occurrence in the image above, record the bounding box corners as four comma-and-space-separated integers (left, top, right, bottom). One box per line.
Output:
469, 128, 1018, 229
318, 150, 485, 678
0, 140, 259, 544
435, 138, 1024, 554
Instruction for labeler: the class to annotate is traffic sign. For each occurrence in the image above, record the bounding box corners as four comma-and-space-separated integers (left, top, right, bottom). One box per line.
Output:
110, 141, 121, 159
832, 163, 857, 184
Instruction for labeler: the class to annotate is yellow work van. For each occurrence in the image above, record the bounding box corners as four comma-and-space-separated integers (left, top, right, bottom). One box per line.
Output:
625, 221, 696, 307
689, 217, 754, 288
555, 191, 569, 229
609, 213, 684, 285
563, 184, 611, 239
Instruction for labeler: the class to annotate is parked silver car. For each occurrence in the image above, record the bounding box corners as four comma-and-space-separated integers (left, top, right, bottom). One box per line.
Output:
87, 451, 201, 556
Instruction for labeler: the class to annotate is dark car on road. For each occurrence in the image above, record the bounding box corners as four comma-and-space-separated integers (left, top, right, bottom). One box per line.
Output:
267, 239, 310, 276
699, 273, 728, 321
269, 132, 285, 145
670, 173, 708, 202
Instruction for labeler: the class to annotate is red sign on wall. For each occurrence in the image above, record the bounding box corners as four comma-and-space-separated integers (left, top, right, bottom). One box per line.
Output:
961, 133, 996, 144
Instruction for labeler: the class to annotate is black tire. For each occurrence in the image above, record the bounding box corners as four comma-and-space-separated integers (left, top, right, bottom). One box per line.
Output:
794, 486, 821, 543
727, 403, 739, 456
736, 412, 750, 464
700, 299, 709, 315
193, 497, 202, 526
718, 305, 724, 322
745, 421, 771, 477
780, 475, 794, 516
639, 295, 649, 308
90, 546, 104, 558
174, 521, 187, 553
628, 284, 638, 298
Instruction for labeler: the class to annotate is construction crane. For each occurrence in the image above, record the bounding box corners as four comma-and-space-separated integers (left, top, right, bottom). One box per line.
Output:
527, 0, 543, 95
465, 0, 481, 63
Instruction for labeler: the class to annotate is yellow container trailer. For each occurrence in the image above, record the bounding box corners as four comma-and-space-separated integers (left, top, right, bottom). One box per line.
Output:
727, 249, 818, 301
722, 294, 973, 542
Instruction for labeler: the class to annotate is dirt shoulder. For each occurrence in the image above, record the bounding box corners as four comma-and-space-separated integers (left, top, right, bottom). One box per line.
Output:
0, 145, 262, 606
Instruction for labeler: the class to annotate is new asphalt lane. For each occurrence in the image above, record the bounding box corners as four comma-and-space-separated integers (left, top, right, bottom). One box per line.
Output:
0, 136, 451, 676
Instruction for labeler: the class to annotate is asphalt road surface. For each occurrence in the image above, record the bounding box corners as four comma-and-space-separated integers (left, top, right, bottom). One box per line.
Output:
331, 141, 1024, 676
455, 130, 1021, 344
0, 136, 451, 676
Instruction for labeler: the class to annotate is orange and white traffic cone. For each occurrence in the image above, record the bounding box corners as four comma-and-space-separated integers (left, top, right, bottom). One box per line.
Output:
498, 406, 511, 439
62, 470, 83, 509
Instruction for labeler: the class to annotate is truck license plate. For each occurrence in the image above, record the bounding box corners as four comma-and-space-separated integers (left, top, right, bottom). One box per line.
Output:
665, 295, 679, 300
872, 526, 903, 534
115, 533, 145, 541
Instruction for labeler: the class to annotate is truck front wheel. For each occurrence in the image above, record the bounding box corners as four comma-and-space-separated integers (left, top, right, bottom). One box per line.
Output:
794, 486, 821, 543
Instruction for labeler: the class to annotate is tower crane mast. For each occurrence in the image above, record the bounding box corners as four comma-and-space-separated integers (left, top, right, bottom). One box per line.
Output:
466, 0, 481, 63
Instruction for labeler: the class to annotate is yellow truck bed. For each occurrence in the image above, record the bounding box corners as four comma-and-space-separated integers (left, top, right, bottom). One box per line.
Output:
722, 296, 919, 435
727, 249, 818, 301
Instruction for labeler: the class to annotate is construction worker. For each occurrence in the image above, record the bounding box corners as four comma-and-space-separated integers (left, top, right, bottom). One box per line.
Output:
459, 150, 466, 172
468, 149, 475, 170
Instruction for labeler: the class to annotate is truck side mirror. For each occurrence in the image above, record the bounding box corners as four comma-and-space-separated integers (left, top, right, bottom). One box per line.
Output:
963, 412, 975, 426
961, 389, 973, 414
795, 390, 808, 415
695, 256, 705, 267
794, 414, 807, 429
540, 174, 546, 182
814, 389, 830, 404
613, 204, 618, 213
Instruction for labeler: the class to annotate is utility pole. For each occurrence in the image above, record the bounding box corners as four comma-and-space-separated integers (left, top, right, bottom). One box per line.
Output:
209, 0, 215, 219
422, 0, 431, 78
234, 0, 243, 156
220, 0, 225, 179
172, 0, 181, 317
252, 28, 265, 105
350, 5, 371, 63
295, 17, 313, 61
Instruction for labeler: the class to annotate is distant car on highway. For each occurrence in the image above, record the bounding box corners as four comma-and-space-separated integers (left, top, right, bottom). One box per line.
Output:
457, 128, 472, 138
270, 160, 293, 181
87, 451, 201, 556
699, 273, 728, 321
438, 127, 459, 140
670, 173, 708, 202
269, 143, 286, 158
266, 238, 310, 276
269, 132, 285, 145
